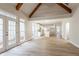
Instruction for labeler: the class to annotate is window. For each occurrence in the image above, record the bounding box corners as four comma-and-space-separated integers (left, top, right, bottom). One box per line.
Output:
20, 19, 25, 42
66, 22, 70, 33
0, 18, 3, 48
8, 19, 16, 45
32, 23, 41, 38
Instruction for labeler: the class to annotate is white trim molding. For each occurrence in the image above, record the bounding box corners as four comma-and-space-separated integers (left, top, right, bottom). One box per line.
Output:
68, 40, 79, 48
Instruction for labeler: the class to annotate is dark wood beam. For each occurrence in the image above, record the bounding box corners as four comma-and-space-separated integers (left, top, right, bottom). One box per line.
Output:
29, 3, 42, 18
65, 3, 69, 5
16, 3, 23, 10
56, 3, 72, 13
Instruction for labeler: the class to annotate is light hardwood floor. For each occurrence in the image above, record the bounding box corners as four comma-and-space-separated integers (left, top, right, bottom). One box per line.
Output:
0, 37, 79, 56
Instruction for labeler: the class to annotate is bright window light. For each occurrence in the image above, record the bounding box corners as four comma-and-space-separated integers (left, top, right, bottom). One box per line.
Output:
66, 22, 70, 33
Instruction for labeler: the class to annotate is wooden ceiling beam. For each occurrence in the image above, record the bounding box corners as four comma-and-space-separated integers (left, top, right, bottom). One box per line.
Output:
29, 3, 42, 18
16, 3, 23, 10
56, 3, 72, 13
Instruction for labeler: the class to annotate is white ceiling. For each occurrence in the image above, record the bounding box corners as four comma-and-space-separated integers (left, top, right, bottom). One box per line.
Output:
2, 3, 79, 19
0, 3, 79, 25
32, 3, 68, 18
21, 3, 69, 18
20, 3, 79, 21
21, 3, 38, 16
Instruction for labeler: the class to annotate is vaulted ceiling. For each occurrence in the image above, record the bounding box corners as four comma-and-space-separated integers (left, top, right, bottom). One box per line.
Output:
15, 3, 79, 25
0, 3, 78, 20
0, 3, 79, 26
0, 3, 79, 25
16, 3, 73, 19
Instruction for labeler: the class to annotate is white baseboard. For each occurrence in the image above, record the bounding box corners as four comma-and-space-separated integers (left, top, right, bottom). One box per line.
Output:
68, 40, 79, 48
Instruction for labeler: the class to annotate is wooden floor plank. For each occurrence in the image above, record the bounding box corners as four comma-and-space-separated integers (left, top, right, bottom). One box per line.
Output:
0, 37, 79, 56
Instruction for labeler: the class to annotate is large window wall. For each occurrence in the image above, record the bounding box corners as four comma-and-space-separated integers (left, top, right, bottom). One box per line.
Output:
0, 14, 26, 53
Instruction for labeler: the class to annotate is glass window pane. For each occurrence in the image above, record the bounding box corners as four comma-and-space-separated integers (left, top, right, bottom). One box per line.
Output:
0, 31, 3, 36
0, 37, 3, 41
0, 18, 3, 49
0, 25, 3, 31
20, 19, 25, 42
20, 32, 25, 42
20, 22, 25, 31
9, 20, 16, 26
8, 31, 16, 45
9, 25, 15, 31
0, 18, 3, 24
8, 20, 16, 45
0, 35, 3, 48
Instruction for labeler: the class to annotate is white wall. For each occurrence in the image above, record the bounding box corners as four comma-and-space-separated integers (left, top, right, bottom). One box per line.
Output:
62, 6, 79, 48
69, 7, 79, 47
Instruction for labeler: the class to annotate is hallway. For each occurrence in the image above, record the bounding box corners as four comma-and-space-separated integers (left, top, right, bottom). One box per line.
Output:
0, 37, 79, 56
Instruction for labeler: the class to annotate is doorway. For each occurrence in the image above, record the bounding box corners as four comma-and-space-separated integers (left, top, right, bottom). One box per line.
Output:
0, 17, 4, 53
0, 13, 26, 53
7, 18, 16, 49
